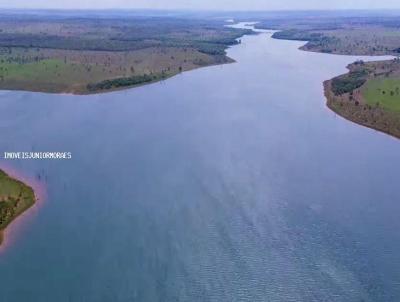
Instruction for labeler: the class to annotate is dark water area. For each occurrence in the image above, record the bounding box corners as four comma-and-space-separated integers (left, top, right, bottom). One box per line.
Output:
0, 24, 399, 301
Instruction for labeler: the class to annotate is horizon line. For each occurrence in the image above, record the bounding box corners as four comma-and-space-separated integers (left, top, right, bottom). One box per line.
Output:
1, 7, 400, 13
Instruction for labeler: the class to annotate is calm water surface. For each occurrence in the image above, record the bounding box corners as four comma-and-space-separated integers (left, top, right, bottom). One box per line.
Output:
0, 24, 399, 301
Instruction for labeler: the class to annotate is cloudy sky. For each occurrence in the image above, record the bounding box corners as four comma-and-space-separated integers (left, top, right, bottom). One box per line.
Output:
0, 0, 400, 10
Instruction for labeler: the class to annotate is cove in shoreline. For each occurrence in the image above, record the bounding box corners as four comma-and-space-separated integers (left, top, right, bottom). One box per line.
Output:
269, 31, 400, 140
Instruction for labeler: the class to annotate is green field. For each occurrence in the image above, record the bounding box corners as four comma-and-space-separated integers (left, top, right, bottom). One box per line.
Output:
0, 15, 250, 93
0, 46, 231, 93
0, 170, 35, 244
362, 78, 400, 112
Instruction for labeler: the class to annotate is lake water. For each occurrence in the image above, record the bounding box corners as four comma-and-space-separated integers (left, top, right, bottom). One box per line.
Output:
0, 24, 399, 301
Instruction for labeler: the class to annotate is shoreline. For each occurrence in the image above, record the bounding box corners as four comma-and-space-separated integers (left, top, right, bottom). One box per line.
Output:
75, 57, 236, 96
0, 55, 236, 96
324, 76, 400, 140
269, 30, 400, 140
0, 164, 46, 253
323, 58, 400, 140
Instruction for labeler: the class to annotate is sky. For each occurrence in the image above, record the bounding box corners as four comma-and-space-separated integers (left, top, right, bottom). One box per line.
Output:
1, 0, 400, 10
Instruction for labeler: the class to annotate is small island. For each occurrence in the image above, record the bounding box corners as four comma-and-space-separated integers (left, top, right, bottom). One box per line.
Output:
0, 169, 36, 245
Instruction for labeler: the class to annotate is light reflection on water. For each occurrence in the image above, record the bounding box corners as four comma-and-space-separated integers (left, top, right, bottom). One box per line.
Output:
0, 23, 399, 301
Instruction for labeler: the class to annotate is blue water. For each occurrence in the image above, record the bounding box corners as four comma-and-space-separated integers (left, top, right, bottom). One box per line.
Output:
0, 24, 399, 301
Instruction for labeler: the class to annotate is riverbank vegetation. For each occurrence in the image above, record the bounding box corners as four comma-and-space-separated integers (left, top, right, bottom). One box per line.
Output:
331, 67, 368, 96
253, 11, 400, 138
255, 12, 400, 56
325, 59, 400, 138
0, 13, 251, 94
0, 169, 35, 245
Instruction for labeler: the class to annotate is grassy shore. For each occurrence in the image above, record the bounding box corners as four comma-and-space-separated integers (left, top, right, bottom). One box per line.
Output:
0, 46, 235, 94
324, 60, 400, 139
0, 14, 250, 94
0, 169, 36, 245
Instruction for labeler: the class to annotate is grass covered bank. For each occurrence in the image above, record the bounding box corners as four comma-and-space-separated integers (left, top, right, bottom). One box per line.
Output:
0, 169, 36, 245
0, 14, 251, 94
324, 59, 400, 139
